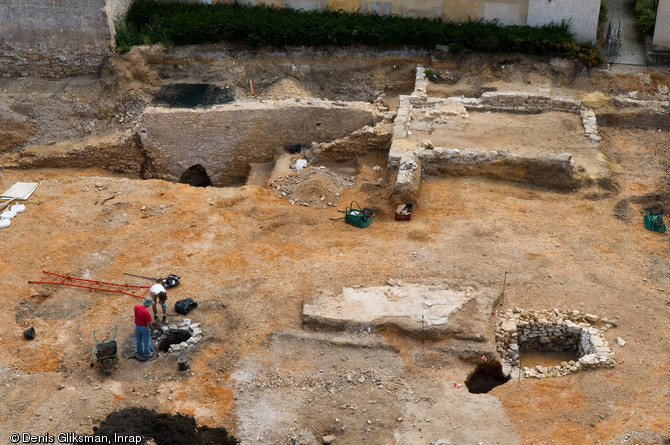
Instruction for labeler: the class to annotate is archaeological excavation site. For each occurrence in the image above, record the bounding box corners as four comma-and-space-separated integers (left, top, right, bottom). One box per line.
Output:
1, 36, 670, 445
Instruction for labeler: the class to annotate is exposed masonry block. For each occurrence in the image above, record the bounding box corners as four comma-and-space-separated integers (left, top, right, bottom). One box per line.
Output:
388, 68, 604, 200
138, 99, 383, 186
0, 0, 128, 78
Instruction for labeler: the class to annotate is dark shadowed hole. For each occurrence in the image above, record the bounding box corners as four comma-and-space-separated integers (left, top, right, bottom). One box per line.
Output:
179, 164, 212, 187
466, 363, 509, 394
158, 329, 191, 352
93, 407, 239, 444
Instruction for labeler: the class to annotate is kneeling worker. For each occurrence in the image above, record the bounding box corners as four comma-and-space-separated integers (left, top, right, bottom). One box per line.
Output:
150, 282, 168, 324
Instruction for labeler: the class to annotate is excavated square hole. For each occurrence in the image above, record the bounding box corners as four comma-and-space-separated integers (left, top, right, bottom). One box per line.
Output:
158, 328, 191, 352
153, 321, 204, 354
497, 309, 615, 379
152, 83, 235, 109
519, 350, 579, 369
516, 321, 581, 368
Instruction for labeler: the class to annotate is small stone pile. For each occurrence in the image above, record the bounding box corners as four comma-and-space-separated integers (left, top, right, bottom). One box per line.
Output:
269, 167, 353, 208
496, 308, 616, 379
158, 322, 204, 354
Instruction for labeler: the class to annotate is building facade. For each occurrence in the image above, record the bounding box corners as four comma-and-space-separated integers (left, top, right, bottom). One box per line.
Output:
652, 0, 670, 50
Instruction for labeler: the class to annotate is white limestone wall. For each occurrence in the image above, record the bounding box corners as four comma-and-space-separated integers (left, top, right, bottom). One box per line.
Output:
106, 0, 135, 41
527, 0, 599, 43
653, 0, 670, 50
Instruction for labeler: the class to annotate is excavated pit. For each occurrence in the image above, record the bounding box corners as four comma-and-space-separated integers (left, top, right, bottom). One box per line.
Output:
465, 362, 509, 394
93, 407, 238, 444
497, 309, 616, 379
519, 350, 580, 369
158, 329, 192, 353
151, 83, 236, 109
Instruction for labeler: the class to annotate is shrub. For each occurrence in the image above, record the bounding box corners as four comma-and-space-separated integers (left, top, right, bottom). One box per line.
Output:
117, 0, 602, 64
634, 0, 658, 35
114, 18, 141, 53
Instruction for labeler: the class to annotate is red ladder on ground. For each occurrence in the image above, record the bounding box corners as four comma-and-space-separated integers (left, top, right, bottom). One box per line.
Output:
28, 270, 150, 299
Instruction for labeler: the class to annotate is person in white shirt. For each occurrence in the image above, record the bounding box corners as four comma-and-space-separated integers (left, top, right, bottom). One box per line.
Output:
149, 283, 168, 324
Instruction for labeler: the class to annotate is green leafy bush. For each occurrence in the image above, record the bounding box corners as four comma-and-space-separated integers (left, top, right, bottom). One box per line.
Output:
116, 0, 602, 65
634, 0, 658, 35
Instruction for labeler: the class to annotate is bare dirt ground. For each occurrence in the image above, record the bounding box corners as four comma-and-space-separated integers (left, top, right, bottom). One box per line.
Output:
1, 46, 670, 445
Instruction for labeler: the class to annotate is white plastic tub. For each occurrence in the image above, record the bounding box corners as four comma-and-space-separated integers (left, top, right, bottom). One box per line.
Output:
0, 219, 10, 228
1, 210, 17, 220
10, 204, 25, 213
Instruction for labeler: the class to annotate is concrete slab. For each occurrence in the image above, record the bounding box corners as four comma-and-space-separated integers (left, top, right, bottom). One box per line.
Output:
303, 282, 500, 339
607, 0, 647, 65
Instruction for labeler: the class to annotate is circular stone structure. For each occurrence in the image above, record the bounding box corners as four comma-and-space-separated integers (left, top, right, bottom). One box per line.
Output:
156, 321, 204, 354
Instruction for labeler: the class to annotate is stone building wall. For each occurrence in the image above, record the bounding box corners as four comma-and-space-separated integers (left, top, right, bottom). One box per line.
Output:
138, 100, 383, 186
11, 131, 146, 173
417, 148, 578, 190
12, 132, 146, 174
0, 0, 113, 78
527, 0, 599, 42
388, 68, 598, 203
652, 0, 670, 50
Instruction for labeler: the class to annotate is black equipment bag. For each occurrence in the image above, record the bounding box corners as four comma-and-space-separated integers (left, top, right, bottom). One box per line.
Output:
174, 297, 198, 315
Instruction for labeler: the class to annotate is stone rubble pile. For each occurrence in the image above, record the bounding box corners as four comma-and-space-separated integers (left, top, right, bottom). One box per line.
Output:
269, 167, 354, 208
407, 99, 470, 133
496, 308, 616, 380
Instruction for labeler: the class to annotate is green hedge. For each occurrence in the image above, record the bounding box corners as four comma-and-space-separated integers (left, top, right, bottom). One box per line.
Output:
634, 0, 658, 35
116, 0, 602, 66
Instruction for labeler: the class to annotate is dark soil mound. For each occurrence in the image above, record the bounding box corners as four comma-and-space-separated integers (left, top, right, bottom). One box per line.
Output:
93, 407, 238, 445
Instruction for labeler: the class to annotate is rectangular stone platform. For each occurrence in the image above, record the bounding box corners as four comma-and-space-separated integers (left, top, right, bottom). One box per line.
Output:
303, 282, 499, 339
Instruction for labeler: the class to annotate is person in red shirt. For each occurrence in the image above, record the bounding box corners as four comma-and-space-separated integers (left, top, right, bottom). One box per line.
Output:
134, 296, 155, 361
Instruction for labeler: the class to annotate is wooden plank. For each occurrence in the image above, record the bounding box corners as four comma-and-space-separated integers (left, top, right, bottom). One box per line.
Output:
0, 197, 16, 213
